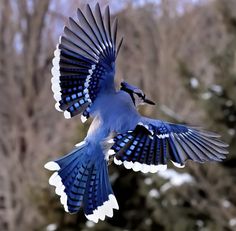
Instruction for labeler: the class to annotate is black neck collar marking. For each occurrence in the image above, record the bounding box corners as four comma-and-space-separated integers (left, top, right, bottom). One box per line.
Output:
120, 86, 136, 106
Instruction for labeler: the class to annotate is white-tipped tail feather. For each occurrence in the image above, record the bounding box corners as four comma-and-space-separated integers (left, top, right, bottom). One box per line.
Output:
85, 195, 119, 223
45, 162, 69, 212
44, 161, 60, 171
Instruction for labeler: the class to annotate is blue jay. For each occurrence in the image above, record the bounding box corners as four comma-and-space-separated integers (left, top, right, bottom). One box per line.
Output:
44, 3, 228, 223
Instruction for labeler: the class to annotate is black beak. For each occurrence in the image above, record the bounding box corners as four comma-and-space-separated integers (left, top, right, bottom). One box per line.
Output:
144, 98, 156, 105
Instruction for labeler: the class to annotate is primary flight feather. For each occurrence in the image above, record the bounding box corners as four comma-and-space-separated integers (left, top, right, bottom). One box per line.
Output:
45, 3, 228, 223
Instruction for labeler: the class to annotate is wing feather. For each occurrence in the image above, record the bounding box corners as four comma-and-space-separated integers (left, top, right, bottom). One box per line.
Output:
108, 119, 228, 173
51, 4, 121, 121
111, 18, 118, 48
104, 6, 112, 46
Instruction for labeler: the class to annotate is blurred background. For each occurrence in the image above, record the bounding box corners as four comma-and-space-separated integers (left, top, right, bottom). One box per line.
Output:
0, 0, 236, 230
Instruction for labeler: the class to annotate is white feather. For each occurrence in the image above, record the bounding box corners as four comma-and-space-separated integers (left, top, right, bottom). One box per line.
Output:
53, 94, 61, 101
75, 140, 86, 147
51, 67, 60, 78
123, 160, 133, 169
150, 165, 158, 173
51, 76, 60, 85
107, 139, 114, 144
60, 192, 67, 206
47, 168, 69, 213
53, 175, 62, 188
55, 185, 65, 196
171, 161, 185, 168
149, 130, 154, 135
64, 204, 69, 212
157, 134, 170, 139
85, 194, 118, 223
133, 162, 143, 172
120, 161, 168, 173
109, 194, 119, 210
157, 165, 167, 171
86, 213, 99, 223
81, 115, 87, 123
55, 102, 63, 112
64, 111, 71, 119
96, 206, 106, 221
144, 125, 149, 130
91, 64, 96, 70
141, 164, 150, 173
108, 149, 115, 155
44, 161, 60, 171
148, 135, 154, 140
114, 157, 122, 165
49, 173, 62, 188
51, 82, 61, 93
86, 75, 91, 81
49, 172, 58, 185
83, 88, 89, 94
54, 47, 60, 57
52, 57, 60, 70
60, 191, 68, 210
102, 201, 113, 218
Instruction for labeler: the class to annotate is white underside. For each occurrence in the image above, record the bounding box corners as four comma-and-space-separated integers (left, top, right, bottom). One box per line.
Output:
85, 194, 119, 223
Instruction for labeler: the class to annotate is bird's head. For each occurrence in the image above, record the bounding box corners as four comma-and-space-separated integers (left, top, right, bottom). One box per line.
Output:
120, 81, 155, 107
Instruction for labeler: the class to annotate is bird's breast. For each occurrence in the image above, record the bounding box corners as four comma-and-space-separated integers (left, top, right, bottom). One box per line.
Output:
87, 91, 140, 142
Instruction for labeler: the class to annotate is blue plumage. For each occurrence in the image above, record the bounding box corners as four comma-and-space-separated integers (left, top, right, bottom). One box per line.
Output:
45, 3, 228, 223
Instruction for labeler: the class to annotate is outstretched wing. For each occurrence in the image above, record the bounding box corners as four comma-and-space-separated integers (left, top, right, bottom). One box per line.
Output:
51, 3, 123, 122
108, 118, 228, 173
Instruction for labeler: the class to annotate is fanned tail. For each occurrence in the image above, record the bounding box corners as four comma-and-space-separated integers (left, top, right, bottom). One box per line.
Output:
44, 141, 118, 222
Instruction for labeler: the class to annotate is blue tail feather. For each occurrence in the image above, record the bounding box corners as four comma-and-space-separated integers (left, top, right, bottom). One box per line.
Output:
44, 141, 118, 222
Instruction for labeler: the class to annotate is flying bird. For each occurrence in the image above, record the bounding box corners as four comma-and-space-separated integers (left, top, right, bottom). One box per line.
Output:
44, 3, 228, 223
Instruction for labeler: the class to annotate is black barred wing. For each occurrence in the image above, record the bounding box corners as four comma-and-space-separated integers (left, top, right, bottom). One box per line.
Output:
108, 121, 228, 173
51, 3, 123, 122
